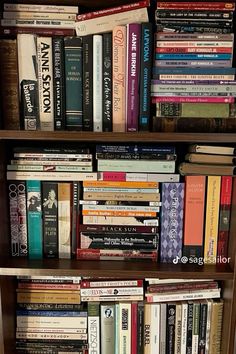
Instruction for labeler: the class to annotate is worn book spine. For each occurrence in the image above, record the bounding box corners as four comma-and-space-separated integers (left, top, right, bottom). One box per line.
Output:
126, 23, 141, 132
88, 302, 100, 354
217, 176, 232, 260
64, 37, 83, 130
204, 176, 221, 264
82, 35, 93, 131
0, 39, 20, 129
58, 183, 71, 259
52, 37, 65, 130
183, 176, 206, 259
103, 33, 113, 132
37, 36, 54, 131
93, 35, 103, 132
17, 33, 38, 130
17, 181, 28, 257
42, 182, 58, 258
139, 23, 153, 131
113, 26, 126, 132
101, 303, 115, 354
26, 180, 43, 259
160, 183, 185, 263
209, 301, 224, 354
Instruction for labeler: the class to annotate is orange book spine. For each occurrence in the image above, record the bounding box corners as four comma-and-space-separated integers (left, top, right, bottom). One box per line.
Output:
58, 183, 72, 259
112, 25, 126, 132
83, 181, 159, 188
183, 176, 206, 258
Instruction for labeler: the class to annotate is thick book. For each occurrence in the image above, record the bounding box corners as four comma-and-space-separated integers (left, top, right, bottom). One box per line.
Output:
26, 180, 43, 259
189, 144, 236, 155
58, 183, 71, 259
52, 37, 65, 130
101, 303, 115, 354
160, 183, 184, 263
113, 26, 126, 132
139, 23, 153, 131
97, 159, 175, 173
102, 33, 112, 132
17, 34, 38, 130
93, 35, 103, 132
0, 39, 20, 129
37, 36, 54, 131
183, 176, 206, 258
185, 153, 236, 165
88, 302, 100, 354
208, 300, 224, 354
179, 163, 236, 176
42, 182, 58, 258
82, 35, 93, 131
204, 176, 221, 264
64, 37, 83, 130
126, 23, 141, 132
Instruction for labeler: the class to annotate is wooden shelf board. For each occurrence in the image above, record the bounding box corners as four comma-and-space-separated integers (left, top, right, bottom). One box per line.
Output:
0, 259, 233, 279
1, 130, 236, 143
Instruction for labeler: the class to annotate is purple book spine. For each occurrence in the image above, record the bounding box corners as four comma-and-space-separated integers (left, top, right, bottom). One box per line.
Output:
160, 183, 185, 263
126, 23, 141, 132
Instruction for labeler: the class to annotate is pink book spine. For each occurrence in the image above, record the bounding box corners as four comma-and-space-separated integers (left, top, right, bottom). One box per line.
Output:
99, 172, 126, 181
126, 24, 141, 132
112, 26, 126, 132
76, 0, 150, 21
152, 96, 235, 103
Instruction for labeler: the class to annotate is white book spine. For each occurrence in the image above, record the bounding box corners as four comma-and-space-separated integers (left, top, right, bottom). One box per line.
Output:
7, 171, 97, 181
101, 303, 115, 354
11, 160, 92, 166
119, 302, 131, 354
82, 280, 140, 288
37, 36, 54, 131
146, 289, 221, 303
17, 34, 37, 90
181, 303, 188, 354
115, 303, 120, 354
1, 19, 74, 28
81, 287, 143, 297
93, 35, 103, 132
159, 304, 166, 354
58, 183, 71, 259
17, 275, 81, 282
16, 327, 86, 333
17, 316, 87, 328
16, 332, 87, 340
88, 311, 100, 354
83, 215, 159, 226
75, 8, 148, 36
175, 304, 182, 354
144, 304, 151, 354
150, 304, 160, 354
3, 11, 76, 20
4, 3, 78, 13
82, 295, 143, 302
82, 205, 160, 212
83, 187, 159, 194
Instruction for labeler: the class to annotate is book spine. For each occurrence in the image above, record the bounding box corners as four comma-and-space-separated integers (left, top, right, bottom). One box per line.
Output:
81, 287, 143, 297
16, 322, 84, 330
77, 248, 157, 261
175, 304, 182, 354
97, 160, 175, 173
152, 84, 236, 94
71, 182, 79, 258
139, 23, 153, 131
217, 176, 232, 260
93, 35, 103, 132
154, 60, 231, 67
144, 304, 151, 354
4, 4, 78, 12
16, 316, 87, 328
83, 191, 160, 201
52, 37, 65, 130
17, 292, 80, 304
101, 303, 115, 354
18, 282, 80, 290
82, 210, 158, 218
126, 23, 141, 132
150, 304, 160, 354
181, 303, 188, 354
103, 33, 113, 132
115, 303, 120, 354
88, 302, 100, 354
186, 303, 193, 354
81, 279, 143, 288
156, 9, 233, 20
146, 289, 220, 303
183, 176, 206, 258
156, 47, 233, 54
82, 35, 93, 131
26, 180, 43, 259
113, 26, 126, 132
8, 181, 20, 256
159, 303, 166, 354
155, 53, 232, 60
58, 183, 71, 259
157, 2, 235, 10
4, 11, 76, 20
137, 302, 144, 354
16, 310, 86, 317
64, 37, 83, 130
80, 225, 157, 233
17, 181, 28, 256
198, 302, 208, 354
0, 39, 20, 129
152, 96, 234, 103
42, 182, 58, 258
166, 304, 176, 354
2, 19, 74, 28
131, 302, 138, 354
16, 332, 87, 340
37, 36, 54, 131
204, 176, 221, 264
156, 33, 234, 40
192, 303, 200, 354
7, 171, 97, 181
160, 182, 184, 263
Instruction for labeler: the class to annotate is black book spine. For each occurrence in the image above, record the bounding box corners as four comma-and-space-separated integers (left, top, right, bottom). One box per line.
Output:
186, 302, 194, 354
83, 35, 93, 131
8, 181, 20, 256
139, 23, 153, 131
42, 182, 58, 258
71, 182, 79, 257
52, 37, 66, 131
21, 80, 39, 130
166, 303, 176, 354
102, 33, 112, 132
17, 181, 28, 257
198, 303, 208, 354
137, 302, 144, 354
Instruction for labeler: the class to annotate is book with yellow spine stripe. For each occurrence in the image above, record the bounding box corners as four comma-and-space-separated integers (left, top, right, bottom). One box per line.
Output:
204, 176, 221, 264
83, 181, 159, 188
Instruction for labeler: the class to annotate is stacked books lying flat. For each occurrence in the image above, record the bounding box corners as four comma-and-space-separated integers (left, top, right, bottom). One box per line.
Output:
16, 276, 87, 353
15, 276, 224, 354
152, 1, 236, 133
0, 3, 78, 36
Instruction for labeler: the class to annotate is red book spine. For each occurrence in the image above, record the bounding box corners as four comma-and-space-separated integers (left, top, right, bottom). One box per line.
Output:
147, 282, 218, 293
0, 26, 75, 36
157, 2, 235, 10
131, 302, 138, 354
76, 0, 150, 21
217, 176, 232, 261
156, 47, 233, 54
76, 249, 157, 261
99, 172, 126, 181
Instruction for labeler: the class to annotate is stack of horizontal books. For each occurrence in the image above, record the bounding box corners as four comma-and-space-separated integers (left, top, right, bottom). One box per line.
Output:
152, 1, 236, 133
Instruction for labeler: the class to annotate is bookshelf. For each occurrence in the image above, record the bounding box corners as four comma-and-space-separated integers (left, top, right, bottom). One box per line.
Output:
0, 0, 235, 354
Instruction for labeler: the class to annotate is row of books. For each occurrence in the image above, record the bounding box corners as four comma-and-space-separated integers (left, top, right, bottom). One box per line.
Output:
7, 144, 234, 263
15, 276, 224, 354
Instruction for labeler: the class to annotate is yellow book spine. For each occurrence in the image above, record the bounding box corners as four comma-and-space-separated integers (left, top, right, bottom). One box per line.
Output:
204, 176, 221, 264
144, 303, 151, 354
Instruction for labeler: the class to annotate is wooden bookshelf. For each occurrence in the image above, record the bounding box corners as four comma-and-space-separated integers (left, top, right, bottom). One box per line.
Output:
0, 0, 236, 353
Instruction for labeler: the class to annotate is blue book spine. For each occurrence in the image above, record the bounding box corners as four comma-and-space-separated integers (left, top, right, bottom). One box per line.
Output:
16, 310, 87, 317
155, 53, 232, 60
160, 183, 185, 263
139, 23, 153, 131
96, 144, 175, 154
153, 67, 236, 76
26, 180, 43, 259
